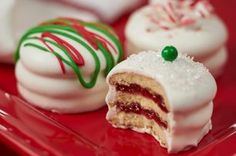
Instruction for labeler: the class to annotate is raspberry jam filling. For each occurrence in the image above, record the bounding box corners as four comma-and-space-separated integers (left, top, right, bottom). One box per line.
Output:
116, 101, 168, 129
115, 83, 168, 113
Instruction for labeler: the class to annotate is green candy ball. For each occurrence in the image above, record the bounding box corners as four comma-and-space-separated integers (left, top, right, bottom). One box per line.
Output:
161, 46, 178, 62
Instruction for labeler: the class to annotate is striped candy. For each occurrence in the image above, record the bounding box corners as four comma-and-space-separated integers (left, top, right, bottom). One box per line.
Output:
147, 0, 213, 30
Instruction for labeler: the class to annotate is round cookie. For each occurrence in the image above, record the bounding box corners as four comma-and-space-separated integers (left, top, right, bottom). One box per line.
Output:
125, 0, 228, 76
15, 18, 123, 113
106, 47, 216, 153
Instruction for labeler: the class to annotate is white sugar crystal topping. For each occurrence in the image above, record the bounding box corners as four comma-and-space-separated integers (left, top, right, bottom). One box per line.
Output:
125, 51, 209, 91
107, 51, 217, 111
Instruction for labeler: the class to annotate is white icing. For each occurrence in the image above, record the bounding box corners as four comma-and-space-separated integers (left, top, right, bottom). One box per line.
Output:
0, 0, 143, 63
13, 0, 98, 40
149, 0, 167, 5
127, 42, 227, 77
203, 47, 228, 77
0, 0, 97, 63
15, 22, 121, 113
107, 51, 217, 112
63, 0, 143, 22
166, 120, 212, 153
18, 25, 120, 77
16, 59, 107, 113
16, 62, 106, 97
125, 5, 228, 76
126, 6, 228, 58
147, 0, 213, 29
106, 51, 216, 153
151, 0, 213, 23
169, 102, 213, 130
106, 103, 213, 153
18, 83, 107, 113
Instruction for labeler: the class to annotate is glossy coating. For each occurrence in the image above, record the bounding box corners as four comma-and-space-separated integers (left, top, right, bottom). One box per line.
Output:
0, 0, 236, 155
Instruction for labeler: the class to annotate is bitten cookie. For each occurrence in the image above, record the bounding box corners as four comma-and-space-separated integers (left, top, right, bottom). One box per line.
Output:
106, 46, 216, 153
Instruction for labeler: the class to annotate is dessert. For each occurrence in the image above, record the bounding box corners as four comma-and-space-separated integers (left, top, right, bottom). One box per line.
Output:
0, 0, 97, 63
0, 0, 143, 63
15, 18, 123, 113
106, 46, 217, 153
125, 0, 228, 76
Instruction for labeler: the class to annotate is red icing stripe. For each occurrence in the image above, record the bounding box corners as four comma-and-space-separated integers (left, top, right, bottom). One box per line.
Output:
166, 2, 177, 23
90, 32, 118, 54
38, 18, 118, 74
38, 36, 66, 74
199, 10, 206, 18
71, 22, 99, 50
41, 32, 85, 66
66, 19, 118, 55
190, 0, 202, 7
148, 15, 170, 30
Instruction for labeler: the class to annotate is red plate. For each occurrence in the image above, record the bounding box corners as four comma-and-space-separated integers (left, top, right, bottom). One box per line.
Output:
0, 0, 236, 155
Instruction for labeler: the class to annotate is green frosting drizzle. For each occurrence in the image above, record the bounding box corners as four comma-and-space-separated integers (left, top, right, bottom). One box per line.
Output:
15, 18, 123, 88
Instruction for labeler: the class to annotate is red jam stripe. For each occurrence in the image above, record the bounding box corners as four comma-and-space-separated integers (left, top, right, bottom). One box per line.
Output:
116, 101, 168, 129
115, 83, 169, 113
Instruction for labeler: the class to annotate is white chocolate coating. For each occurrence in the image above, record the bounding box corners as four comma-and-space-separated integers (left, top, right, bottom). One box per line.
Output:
0, 0, 98, 63
15, 51, 107, 113
63, 0, 143, 22
0, 0, 143, 63
149, 0, 167, 4
106, 51, 216, 153
15, 20, 122, 113
127, 44, 228, 77
13, 0, 98, 40
203, 47, 228, 77
125, 5, 228, 76
16, 67, 107, 113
